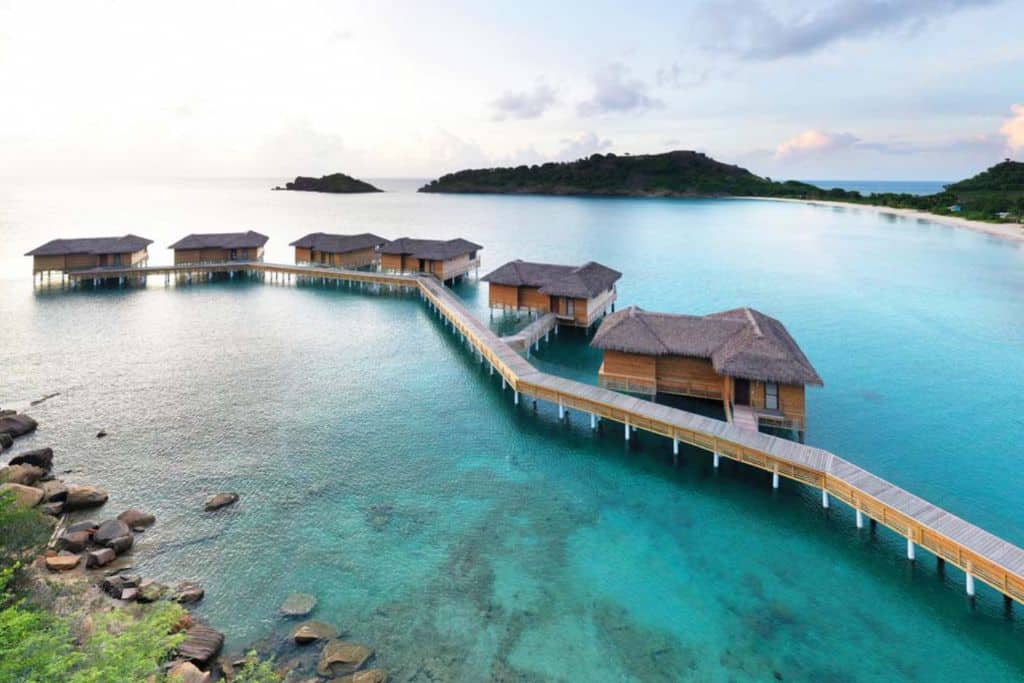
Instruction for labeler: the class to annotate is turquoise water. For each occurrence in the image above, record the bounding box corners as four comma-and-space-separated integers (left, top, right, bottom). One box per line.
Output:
803, 180, 950, 196
1, 178, 1023, 681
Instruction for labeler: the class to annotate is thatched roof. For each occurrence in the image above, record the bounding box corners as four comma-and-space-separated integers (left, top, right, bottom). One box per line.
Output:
25, 235, 153, 256
379, 237, 481, 260
592, 306, 823, 386
482, 260, 621, 298
289, 232, 387, 253
169, 231, 269, 250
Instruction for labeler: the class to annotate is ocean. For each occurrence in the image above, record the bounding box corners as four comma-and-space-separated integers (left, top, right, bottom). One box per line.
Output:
1, 177, 1022, 681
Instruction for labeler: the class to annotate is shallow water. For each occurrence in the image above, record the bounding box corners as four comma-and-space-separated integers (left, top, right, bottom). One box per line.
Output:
1, 178, 1023, 681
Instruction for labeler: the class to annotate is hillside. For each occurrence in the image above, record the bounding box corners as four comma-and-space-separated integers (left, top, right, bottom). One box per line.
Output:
274, 173, 382, 193
419, 151, 823, 198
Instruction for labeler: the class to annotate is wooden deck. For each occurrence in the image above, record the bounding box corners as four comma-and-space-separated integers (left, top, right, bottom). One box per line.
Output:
58, 260, 1024, 608
731, 404, 759, 431
500, 313, 558, 353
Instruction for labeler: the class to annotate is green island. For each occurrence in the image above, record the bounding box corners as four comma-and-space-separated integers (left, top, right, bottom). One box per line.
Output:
273, 173, 382, 194
419, 151, 1024, 223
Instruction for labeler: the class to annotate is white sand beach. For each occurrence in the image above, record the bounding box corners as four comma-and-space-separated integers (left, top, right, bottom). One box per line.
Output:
743, 196, 1024, 245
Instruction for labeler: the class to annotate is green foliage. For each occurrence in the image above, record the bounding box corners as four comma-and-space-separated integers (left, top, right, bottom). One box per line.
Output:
284, 173, 382, 193
68, 602, 186, 683
419, 153, 1024, 223
0, 564, 80, 682
0, 489, 51, 564
232, 650, 283, 683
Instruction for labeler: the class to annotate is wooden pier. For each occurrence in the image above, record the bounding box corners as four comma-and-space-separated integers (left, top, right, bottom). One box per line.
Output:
58, 260, 1024, 609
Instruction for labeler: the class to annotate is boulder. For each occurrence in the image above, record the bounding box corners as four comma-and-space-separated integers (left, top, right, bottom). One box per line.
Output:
280, 592, 317, 617
167, 660, 212, 683
204, 492, 239, 511
40, 501, 64, 516
292, 620, 339, 645
137, 579, 170, 603
57, 530, 93, 553
101, 573, 141, 599
96, 429, 107, 438
67, 520, 99, 535
177, 625, 224, 666
336, 669, 389, 683
45, 554, 81, 571
86, 548, 116, 569
8, 447, 53, 470
39, 479, 68, 502
0, 434, 13, 450
0, 464, 47, 486
117, 508, 155, 530
0, 482, 43, 507
94, 519, 132, 548
64, 485, 109, 511
317, 640, 373, 677
172, 581, 205, 605
0, 414, 37, 439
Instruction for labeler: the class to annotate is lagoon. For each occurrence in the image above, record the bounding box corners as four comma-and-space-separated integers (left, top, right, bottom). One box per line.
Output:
2, 178, 1023, 680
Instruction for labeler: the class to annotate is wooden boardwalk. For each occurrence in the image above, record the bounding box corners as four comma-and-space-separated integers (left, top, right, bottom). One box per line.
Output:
500, 313, 558, 353
60, 260, 1024, 608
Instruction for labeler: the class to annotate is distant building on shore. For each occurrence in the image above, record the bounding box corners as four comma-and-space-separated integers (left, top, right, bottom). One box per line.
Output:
25, 235, 153, 276
289, 232, 387, 268
379, 238, 482, 283
482, 260, 621, 328
169, 231, 268, 264
591, 306, 822, 438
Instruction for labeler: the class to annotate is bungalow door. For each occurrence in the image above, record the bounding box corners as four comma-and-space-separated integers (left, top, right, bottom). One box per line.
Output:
734, 379, 750, 406
565, 298, 575, 318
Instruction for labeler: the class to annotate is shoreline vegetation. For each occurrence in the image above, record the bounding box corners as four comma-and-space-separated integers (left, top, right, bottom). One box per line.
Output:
273, 173, 382, 194
418, 151, 1024, 228
0, 408, 387, 682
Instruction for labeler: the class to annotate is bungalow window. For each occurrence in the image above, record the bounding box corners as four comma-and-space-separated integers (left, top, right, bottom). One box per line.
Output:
765, 382, 779, 411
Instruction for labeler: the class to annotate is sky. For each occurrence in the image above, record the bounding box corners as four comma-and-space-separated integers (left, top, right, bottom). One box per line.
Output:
0, 0, 1022, 181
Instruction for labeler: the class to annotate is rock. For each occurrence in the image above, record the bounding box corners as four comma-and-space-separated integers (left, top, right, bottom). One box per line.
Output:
280, 592, 317, 617
57, 530, 93, 553
177, 625, 224, 666
45, 554, 80, 571
40, 501, 64, 516
335, 668, 388, 683
0, 414, 38, 439
67, 520, 99, 535
0, 434, 13, 450
94, 519, 133, 553
0, 482, 43, 507
101, 573, 141, 599
204, 492, 239, 511
64, 485, 109, 511
117, 508, 156, 530
0, 464, 47, 486
8, 447, 53, 470
86, 548, 116, 569
167, 660, 212, 683
292, 620, 339, 645
96, 429, 107, 438
137, 579, 170, 603
172, 581, 205, 605
39, 479, 68, 502
317, 640, 373, 677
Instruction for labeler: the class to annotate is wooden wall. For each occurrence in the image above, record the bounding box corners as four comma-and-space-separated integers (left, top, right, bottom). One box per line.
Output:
601, 351, 657, 381
175, 247, 262, 264
655, 356, 724, 399
488, 283, 520, 308
521, 287, 550, 310
298, 247, 379, 268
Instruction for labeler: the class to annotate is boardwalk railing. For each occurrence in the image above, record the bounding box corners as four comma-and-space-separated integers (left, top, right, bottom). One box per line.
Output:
60, 260, 1024, 608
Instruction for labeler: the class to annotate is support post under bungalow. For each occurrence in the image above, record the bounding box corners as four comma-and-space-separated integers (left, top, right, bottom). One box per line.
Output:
557, 402, 564, 420
713, 451, 720, 468
772, 467, 780, 490
624, 421, 630, 441
856, 509, 865, 529
514, 391, 519, 406
906, 535, 916, 561
672, 438, 679, 466
966, 572, 976, 598
590, 413, 597, 430
821, 489, 830, 509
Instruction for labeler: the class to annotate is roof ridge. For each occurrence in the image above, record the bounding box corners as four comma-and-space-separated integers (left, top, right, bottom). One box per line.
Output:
744, 307, 763, 338
631, 307, 670, 354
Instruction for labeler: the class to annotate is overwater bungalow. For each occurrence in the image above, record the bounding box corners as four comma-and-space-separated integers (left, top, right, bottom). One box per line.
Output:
169, 231, 268, 264
591, 306, 822, 437
379, 238, 482, 283
25, 235, 153, 278
482, 259, 621, 328
289, 232, 387, 268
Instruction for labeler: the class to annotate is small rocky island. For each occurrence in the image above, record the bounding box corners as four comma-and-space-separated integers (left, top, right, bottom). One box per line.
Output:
274, 172, 382, 193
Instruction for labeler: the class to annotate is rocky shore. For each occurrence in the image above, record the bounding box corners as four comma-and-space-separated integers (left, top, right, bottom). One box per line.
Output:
1, 407, 390, 682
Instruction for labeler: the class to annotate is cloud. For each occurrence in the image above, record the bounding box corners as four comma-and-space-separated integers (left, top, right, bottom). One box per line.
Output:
775, 129, 860, 158
656, 63, 710, 89
556, 131, 613, 160
578, 63, 662, 116
691, 0, 1000, 61
491, 81, 557, 120
1001, 104, 1024, 151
